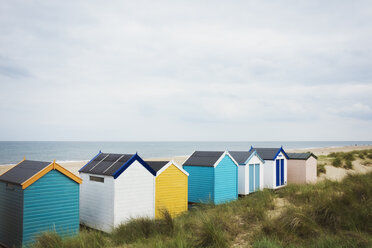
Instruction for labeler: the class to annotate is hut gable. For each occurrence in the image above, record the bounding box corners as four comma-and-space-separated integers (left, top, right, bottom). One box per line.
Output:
0, 159, 81, 189
114, 159, 155, 225
23, 170, 80, 245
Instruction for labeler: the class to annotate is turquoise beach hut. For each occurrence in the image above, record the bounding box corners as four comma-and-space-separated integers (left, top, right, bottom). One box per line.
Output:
0, 159, 82, 248
183, 151, 238, 204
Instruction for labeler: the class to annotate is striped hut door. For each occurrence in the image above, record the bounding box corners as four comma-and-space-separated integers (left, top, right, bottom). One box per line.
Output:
280, 159, 285, 185
276, 160, 280, 187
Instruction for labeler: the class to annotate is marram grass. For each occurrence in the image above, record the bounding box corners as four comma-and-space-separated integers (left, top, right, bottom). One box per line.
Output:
33, 171, 372, 248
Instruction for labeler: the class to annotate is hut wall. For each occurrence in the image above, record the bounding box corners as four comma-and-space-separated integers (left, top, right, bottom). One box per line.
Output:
306, 156, 317, 183
263, 160, 274, 189
0, 182, 23, 248
238, 165, 247, 194
287, 159, 306, 184
79, 173, 114, 232
183, 166, 214, 203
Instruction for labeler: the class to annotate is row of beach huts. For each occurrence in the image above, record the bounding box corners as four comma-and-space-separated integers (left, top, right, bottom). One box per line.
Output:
0, 147, 317, 248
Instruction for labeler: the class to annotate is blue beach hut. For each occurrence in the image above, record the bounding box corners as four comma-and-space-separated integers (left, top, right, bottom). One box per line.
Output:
0, 159, 82, 248
183, 151, 238, 204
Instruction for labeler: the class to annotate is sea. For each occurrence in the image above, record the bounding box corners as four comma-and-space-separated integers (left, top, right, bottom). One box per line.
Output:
0, 141, 371, 165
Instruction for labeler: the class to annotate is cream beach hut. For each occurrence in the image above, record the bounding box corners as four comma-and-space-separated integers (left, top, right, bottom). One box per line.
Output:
229, 150, 265, 195
79, 152, 156, 232
252, 147, 288, 189
287, 153, 317, 184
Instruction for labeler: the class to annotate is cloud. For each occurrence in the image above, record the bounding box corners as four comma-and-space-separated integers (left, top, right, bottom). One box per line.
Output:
0, 0, 371, 140
328, 103, 372, 120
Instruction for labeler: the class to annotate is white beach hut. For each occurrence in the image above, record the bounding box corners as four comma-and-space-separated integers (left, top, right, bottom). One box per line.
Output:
229, 150, 265, 195
252, 147, 289, 189
79, 152, 156, 232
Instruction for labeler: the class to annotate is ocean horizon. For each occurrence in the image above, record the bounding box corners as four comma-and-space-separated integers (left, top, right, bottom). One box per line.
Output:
0, 141, 371, 165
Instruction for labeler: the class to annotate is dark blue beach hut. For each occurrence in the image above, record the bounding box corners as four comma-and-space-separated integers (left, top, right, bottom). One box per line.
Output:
183, 151, 238, 204
0, 159, 82, 248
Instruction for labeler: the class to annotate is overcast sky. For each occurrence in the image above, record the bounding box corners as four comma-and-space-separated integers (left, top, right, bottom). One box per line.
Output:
0, 1, 371, 141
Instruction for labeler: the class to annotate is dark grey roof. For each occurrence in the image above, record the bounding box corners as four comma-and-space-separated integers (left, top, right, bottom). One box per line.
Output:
79, 153, 135, 176
145, 161, 169, 172
254, 148, 281, 160
287, 153, 317, 160
0, 160, 51, 185
229, 151, 254, 164
183, 151, 224, 167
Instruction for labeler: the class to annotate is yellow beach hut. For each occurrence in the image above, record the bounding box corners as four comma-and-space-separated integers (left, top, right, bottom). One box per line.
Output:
146, 160, 189, 218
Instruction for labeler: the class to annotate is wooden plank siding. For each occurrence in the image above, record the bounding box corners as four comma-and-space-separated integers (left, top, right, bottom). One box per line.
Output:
155, 164, 187, 218
23, 170, 79, 246
183, 166, 214, 204
214, 155, 238, 204
79, 174, 115, 232
0, 182, 23, 248
114, 160, 155, 227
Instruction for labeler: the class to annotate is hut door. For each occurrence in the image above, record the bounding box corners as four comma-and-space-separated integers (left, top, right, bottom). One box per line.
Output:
280, 159, 285, 185
276, 160, 280, 186
249, 164, 254, 193
255, 164, 260, 191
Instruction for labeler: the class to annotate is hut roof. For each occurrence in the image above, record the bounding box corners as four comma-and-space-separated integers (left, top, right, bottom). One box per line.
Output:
145, 161, 169, 172
229, 150, 265, 165
252, 147, 289, 160
287, 152, 317, 160
79, 152, 156, 178
0, 159, 82, 189
146, 160, 189, 176
229, 151, 254, 164
183, 151, 225, 167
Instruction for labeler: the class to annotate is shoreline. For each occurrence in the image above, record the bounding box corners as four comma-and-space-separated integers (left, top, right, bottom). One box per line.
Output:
1, 145, 371, 177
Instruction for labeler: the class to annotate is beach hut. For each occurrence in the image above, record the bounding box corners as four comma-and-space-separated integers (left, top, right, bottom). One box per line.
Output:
0, 159, 82, 248
183, 151, 238, 204
252, 147, 289, 189
287, 153, 317, 184
79, 152, 156, 232
229, 150, 265, 195
146, 160, 189, 218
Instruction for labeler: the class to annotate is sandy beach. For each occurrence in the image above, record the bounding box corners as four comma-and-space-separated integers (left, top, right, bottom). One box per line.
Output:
0, 145, 371, 181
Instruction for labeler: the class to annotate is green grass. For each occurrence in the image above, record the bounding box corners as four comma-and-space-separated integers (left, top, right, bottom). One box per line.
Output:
32, 167, 372, 248
317, 163, 326, 176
